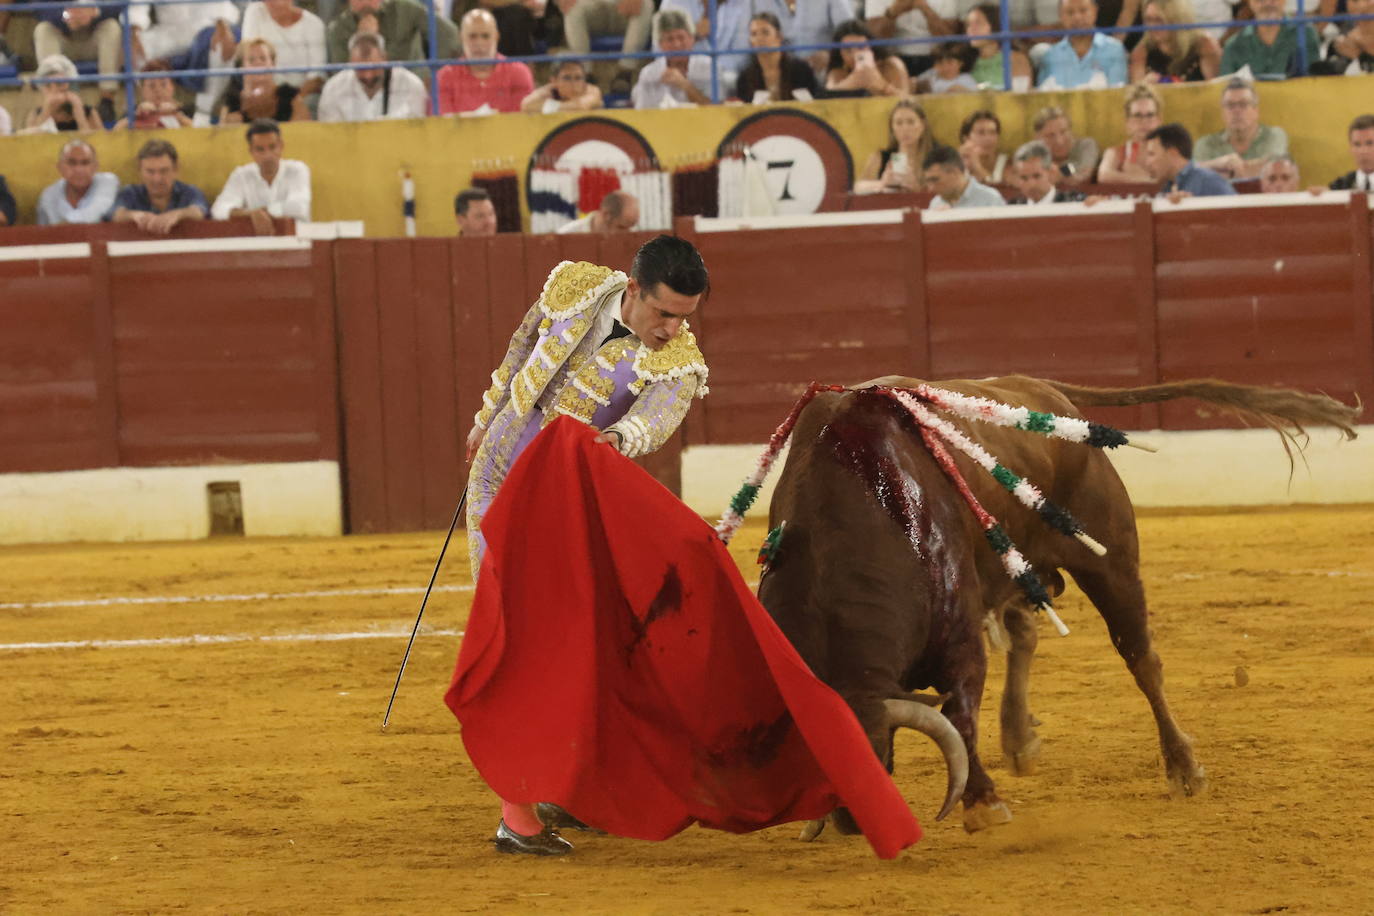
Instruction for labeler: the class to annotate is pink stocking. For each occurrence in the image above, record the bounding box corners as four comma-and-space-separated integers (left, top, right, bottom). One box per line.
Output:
501, 800, 544, 836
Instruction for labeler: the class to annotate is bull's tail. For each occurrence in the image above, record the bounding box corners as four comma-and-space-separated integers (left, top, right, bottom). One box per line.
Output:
1039, 377, 1361, 446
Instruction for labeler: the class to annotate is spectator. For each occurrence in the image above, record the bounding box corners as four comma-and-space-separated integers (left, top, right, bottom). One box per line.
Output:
211, 119, 313, 233
732, 11, 818, 104
1318, 0, 1373, 74
327, 0, 459, 72
633, 9, 712, 108
0, 105, 10, 137
38, 139, 120, 224
453, 0, 550, 58
1130, 0, 1221, 82
243, 0, 327, 99
455, 187, 498, 236
863, 0, 956, 78
923, 144, 1006, 209
32, 1, 122, 123
0, 175, 15, 227
1193, 78, 1288, 181
115, 69, 193, 129
318, 32, 429, 120
958, 109, 1006, 185
778, 0, 857, 74
1009, 140, 1087, 204
218, 38, 313, 123
1259, 154, 1301, 192
1145, 122, 1236, 199
521, 56, 604, 112
108, 139, 210, 233
1034, 106, 1100, 185
858, 98, 933, 192
825, 19, 909, 96
556, 189, 639, 233
127, 1, 240, 76
1328, 114, 1374, 190
1097, 82, 1161, 182
661, 0, 762, 87
563, 0, 655, 93
438, 9, 535, 113
963, 4, 1031, 90
1220, 0, 1319, 77
24, 55, 100, 132
915, 41, 978, 93
1037, 0, 1128, 89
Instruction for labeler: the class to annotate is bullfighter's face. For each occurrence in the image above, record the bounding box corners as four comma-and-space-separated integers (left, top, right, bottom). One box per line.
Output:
621, 279, 700, 350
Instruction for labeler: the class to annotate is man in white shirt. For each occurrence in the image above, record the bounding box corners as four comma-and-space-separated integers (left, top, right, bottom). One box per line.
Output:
128, 0, 240, 62
211, 120, 313, 234
37, 139, 120, 225
556, 190, 639, 234
631, 9, 711, 109
318, 32, 428, 121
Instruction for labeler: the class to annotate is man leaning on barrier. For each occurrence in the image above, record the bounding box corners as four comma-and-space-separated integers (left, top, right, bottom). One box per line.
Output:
38, 139, 119, 224
107, 139, 210, 234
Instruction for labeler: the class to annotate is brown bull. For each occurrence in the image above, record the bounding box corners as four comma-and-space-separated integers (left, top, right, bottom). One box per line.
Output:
758, 375, 1359, 834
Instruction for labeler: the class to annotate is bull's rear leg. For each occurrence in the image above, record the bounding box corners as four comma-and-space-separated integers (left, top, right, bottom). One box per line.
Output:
934, 649, 1012, 832
999, 602, 1042, 776
1069, 566, 1208, 797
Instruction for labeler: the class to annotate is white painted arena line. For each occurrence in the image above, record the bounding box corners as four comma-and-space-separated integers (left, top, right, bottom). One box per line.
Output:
0, 583, 474, 612
0, 627, 463, 653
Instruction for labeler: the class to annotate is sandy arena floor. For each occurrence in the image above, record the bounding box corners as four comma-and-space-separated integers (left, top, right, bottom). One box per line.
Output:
3, 507, 1373, 915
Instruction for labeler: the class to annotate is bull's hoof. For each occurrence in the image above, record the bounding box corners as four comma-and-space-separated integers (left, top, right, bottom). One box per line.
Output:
962, 799, 1013, 833
1004, 734, 1042, 776
1167, 763, 1208, 799
798, 818, 826, 842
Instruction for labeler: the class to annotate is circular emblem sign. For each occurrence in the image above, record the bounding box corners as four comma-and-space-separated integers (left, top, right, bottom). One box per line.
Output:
716, 109, 854, 215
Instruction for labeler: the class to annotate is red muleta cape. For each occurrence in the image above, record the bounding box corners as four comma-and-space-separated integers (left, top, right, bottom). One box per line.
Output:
444, 417, 922, 859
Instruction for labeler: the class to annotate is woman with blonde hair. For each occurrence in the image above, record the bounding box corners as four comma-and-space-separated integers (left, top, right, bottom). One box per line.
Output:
217, 38, 312, 123
1129, 0, 1221, 83
857, 98, 934, 193
1098, 83, 1163, 182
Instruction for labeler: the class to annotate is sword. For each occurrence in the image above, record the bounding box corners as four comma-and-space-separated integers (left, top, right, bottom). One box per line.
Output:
381, 485, 469, 732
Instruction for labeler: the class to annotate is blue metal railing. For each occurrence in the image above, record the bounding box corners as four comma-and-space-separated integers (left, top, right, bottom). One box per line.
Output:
2, 0, 1370, 123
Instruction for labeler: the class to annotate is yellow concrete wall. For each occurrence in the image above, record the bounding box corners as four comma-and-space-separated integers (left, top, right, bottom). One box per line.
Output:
3, 74, 1371, 235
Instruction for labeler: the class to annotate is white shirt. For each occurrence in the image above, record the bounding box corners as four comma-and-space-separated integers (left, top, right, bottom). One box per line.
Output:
556, 214, 595, 234
241, 2, 326, 88
37, 172, 120, 224
211, 159, 312, 220
318, 66, 428, 122
864, 0, 956, 56
631, 55, 713, 109
129, 1, 240, 59
1355, 172, 1374, 191
0, 106, 11, 137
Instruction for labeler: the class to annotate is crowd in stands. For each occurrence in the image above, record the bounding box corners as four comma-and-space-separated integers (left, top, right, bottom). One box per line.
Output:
0, 0, 1372, 230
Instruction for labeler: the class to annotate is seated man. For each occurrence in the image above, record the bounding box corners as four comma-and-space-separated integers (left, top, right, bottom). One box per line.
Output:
1144, 122, 1236, 200
38, 139, 120, 224
438, 9, 534, 113
455, 187, 498, 236
1328, 114, 1374, 191
1036, 0, 1127, 89
318, 32, 429, 121
327, 0, 459, 71
631, 9, 711, 109
520, 56, 603, 113
923, 144, 1006, 210
107, 139, 210, 234
557, 189, 639, 233
660, 0, 762, 88
0, 174, 14, 227
211, 119, 313, 233
1008, 140, 1085, 205
1259, 155, 1301, 193
1193, 79, 1288, 182
453, 0, 550, 58
32, 2, 123, 123
1220, 0, 1320, 78
563, 0, 655, 91
1034, 105, 1099, 185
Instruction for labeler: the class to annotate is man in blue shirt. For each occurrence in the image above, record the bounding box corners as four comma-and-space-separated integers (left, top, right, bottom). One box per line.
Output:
1145, 123, 1237, 200
923, 144, 1008, 210
1037, 0, 1127, 89
107, 139, 210, 234
38, 140, 120, 225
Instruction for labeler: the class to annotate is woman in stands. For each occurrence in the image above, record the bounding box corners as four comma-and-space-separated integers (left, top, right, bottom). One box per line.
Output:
1128, 0, 1221, 83
116, 68, 194, 129
217, 38, 311, 123
1317, 0, 1374, 74
24, 54, 101, 132
520, 57, 603, 113
958, 109, 1006, 185
1097, 83, 1162, 182
733, 12, 821, 103
963, 4, 1031, 91
857, 98, 933, 193
825, 20, 908, 98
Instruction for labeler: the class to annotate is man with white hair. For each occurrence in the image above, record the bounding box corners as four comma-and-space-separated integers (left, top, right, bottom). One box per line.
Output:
318, 32, 429, 120
1008, 141, 1085, 205
631, 8, 711, 108
38, 139, 120, 224
557, 189, 640, 233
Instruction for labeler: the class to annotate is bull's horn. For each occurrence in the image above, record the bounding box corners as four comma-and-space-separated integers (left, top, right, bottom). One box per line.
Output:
883, 698, 969, 822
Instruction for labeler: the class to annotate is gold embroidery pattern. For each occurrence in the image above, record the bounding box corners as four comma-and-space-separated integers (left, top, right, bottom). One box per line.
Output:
538, 261, 625, 320
630, 323, 709, 396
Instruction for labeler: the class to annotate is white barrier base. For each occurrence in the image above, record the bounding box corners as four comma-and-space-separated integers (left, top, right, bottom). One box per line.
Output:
681, 426, 1374, 519
0, 462, 342, 545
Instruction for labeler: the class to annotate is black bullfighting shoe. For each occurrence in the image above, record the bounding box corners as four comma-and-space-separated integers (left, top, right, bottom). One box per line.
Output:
493, 820, 573, 857
534, 802, 602, 833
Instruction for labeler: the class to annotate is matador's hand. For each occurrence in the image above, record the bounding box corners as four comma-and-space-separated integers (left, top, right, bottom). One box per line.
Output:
593, 429, 623, 450
466, 425, 486, 461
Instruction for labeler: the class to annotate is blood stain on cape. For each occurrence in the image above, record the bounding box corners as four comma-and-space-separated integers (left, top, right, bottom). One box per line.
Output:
625, 565, 684, 657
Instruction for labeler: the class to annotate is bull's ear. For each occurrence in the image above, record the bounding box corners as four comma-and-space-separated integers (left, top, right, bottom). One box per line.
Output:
756, 521, 786, 567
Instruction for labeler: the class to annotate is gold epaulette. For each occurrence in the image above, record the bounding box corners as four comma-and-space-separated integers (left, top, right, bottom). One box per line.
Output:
538, 261, 627, 321
630, 324, 709, 397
